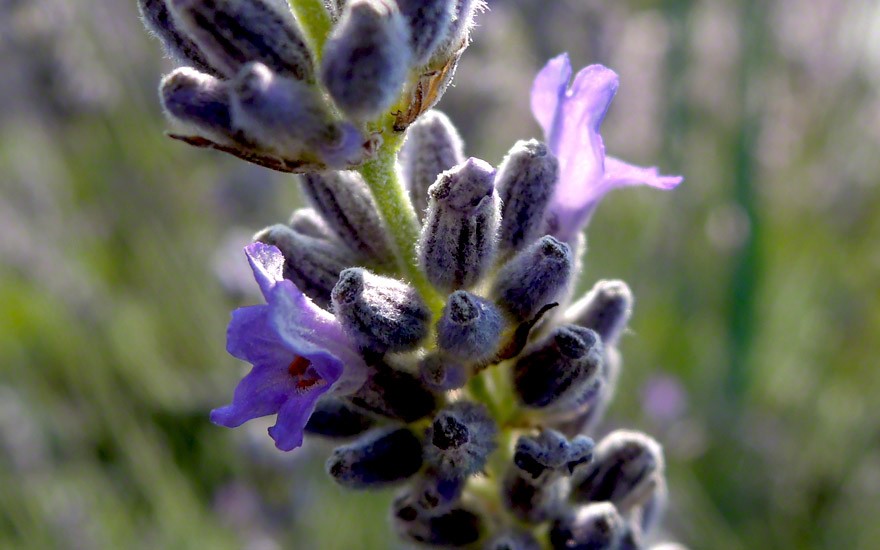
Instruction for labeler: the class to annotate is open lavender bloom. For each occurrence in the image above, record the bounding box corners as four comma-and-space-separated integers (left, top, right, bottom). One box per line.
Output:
532, 53, 683, 242
141, 1, 686, 547
210, 242, 367, 451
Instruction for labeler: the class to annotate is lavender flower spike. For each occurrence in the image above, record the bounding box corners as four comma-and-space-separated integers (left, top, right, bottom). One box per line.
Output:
531, 53, 683, 242
210, 242, 367, 451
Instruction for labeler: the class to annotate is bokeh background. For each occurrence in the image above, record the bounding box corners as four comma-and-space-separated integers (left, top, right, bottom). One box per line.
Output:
2, 0, 879, 548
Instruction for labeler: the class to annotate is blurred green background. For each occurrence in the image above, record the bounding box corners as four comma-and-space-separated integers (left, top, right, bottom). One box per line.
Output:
2, 0, 879, 548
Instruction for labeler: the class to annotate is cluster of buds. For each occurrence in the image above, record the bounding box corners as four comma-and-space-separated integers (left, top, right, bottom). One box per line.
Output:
139, 1, 684, 548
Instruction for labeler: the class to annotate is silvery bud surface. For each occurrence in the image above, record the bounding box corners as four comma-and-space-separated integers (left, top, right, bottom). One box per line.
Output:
169, 0, 314, 81
326, 427, 423, 489
159, 67, 234, 140
138, 0, 218, 75
496, 139, 559, 256
431, 0, 483, 60
321, 0, 411, 120
288, 207, 336, 241
229, 62, 342, 159
566, 280, 634, 347
399, 109, 465, 222
514, 430, 594, 482
396, 0, 454, 64
419, 158, 499, 292
425, 401, 496, 479
392, 496, 483, 547
304, 397, 375, 438
331, 268, 431, 354
253, 223, 352, 309
514, 325, 603, 411
491, 235, 573, 322
549, 502, 627, 550
347, 361, 437, 422
572, 430, 665, 512
485, 530, 541, 550
301, 171, 394, 263
436, 291, 504, 363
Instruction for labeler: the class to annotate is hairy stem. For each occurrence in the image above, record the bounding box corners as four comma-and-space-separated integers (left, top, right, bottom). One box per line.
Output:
288, 0, 333, 60
358, 131, 444, 315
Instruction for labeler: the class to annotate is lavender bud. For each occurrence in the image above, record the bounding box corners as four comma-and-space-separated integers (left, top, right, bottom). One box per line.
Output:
159, 67, 233, 140
331, 268, 431, 353
304, 397, 374, 438
347, 361, 438, 422
288, 208, 335, 241
496, 139, 559, 255
301, 171, 394, 263
254, 224, 352, 309
425, 402, 496, 479
419, 354, 468, 391
501, 470, 566, 523
326, 427, 423, 489
566, 280, 634, 347
169, 0, 314, 81
396, 0, 454, 64
513, 430, 594, 481
138, 0, 218, 75
572, 430, 664, 511
514, 326, 603, 411
392, 496, 482, 547
485, 530, 541, 550
436, 291, 504, 363
432, 0, 483, 60
491, 235, 574, 322
419, 158, 499, 292
549, 502, 626, 550
399, 110, 465, 222
406, 470, 466, 515
321, 0, 411, 120
229, 62, 342, 158
558, 347, 621, 436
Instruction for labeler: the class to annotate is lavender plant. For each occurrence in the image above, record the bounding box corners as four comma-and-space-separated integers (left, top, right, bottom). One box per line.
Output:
139, 1, 683, 547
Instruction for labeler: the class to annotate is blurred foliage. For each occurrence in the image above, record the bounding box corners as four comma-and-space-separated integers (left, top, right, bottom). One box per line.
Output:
2, 0, 879, 548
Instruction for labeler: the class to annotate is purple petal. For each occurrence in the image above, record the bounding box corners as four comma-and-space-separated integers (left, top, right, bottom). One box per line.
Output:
210, 362, 298, 428
267, 387, 327, 451
602, 156, 684, 191
226, 304, 290, 366
245, 242, 285, 300
269, 280, 368, 394
530, 53, 572, 138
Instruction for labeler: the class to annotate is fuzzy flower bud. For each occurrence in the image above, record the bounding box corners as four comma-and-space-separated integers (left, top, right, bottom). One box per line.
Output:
392, 496, 483, 547
138, 0, 218, 75
491, 235, 573, 322
347, 361, 438, 422
331, 268, 431, 354
403, 469, 466, 516
321, 0, 411, 120
396, 0, 454, 64
326, 426, 423, 489
572, 430, 665, 513
301, 171, 394, 263
159, 67, 233, 140
566, 280, 633, 347
514, 325, 603, 411
419, 158, 499, 292
400, 110, 465, 222
425, 401, 496, 479
253, 223, 353, 309
485, 530, 542, 550
419, 354, 468, 391
436, 291, 504, 363
304, 397, 375, 438
230, 62, 355, 163
288, 208, 336, 241
549, 502, 627, 550
496, 139, 559, 255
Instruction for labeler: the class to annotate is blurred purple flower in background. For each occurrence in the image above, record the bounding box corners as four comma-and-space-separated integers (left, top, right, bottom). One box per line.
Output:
210, 242, 367, 451
531, 53, 683, 242
641, 373, 688, 424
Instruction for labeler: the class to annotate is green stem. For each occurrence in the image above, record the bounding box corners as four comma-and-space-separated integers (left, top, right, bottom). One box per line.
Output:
357, 131, 444, 314
288, 0, 333, 60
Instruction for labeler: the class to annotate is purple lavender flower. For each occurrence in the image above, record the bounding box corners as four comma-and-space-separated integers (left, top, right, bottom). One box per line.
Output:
531, 53, 683, 242
210, 242, 367, 451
